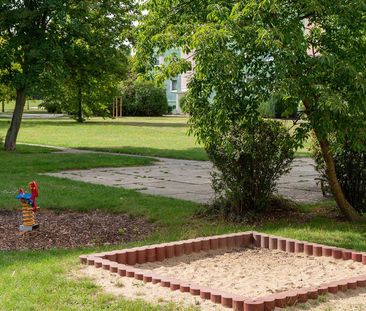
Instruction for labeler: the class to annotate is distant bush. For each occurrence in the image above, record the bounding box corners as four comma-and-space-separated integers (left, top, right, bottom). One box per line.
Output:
120, 80, 169, 116
206, 118, 295, 221
39, 101, 63, 114
258, 99, 276, 118
259, 96, 298, 119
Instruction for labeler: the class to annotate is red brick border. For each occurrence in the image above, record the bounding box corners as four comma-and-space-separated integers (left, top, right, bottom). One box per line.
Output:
80, 231, 366, 310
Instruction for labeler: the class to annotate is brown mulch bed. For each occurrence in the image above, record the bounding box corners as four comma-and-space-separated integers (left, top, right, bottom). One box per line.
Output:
0, 209, 154, 251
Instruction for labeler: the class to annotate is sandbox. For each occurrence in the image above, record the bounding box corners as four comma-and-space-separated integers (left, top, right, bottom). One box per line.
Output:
80, 232, 366, 311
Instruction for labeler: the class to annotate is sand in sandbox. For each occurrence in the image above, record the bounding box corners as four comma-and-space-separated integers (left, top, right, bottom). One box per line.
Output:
78, 265, 366, 311
136, 248, 366, 299
77, 266, 227, 311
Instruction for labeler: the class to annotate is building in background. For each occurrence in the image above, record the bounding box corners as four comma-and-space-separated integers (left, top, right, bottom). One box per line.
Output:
155, 49, 194, 114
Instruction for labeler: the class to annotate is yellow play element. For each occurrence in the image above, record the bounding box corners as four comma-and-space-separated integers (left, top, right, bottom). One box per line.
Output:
21, 202, 37, 227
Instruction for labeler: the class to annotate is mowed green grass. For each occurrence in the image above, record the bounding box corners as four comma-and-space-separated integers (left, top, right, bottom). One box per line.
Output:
1, 99, 44, 113
1, 146, 365, 310
0, 145, 197, 225
0, 146, 201, 310
0, 117, 311, 160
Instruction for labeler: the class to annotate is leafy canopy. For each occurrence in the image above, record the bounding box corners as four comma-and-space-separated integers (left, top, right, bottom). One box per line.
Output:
0, 1, 135, 115
137, 0, 366, 150
37, 1, 135, 121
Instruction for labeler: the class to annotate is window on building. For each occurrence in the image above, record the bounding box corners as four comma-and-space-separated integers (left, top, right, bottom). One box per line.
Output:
171, 79, 178, 91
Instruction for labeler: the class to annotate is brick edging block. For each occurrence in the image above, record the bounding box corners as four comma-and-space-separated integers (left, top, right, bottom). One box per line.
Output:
79, 231, 366, 310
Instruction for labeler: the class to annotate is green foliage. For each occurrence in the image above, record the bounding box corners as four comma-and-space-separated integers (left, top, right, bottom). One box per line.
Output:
272, 96, 298, 119
137, 0, 366, 220
313, 136, 366, 213
37, 1, 134, 122
206, 119, 295, 220
178, 94, 188, 113
1, 146, 366, 310
120, 80, 169, 116
0, 83, 14, 112
39, 101, 63, 114
0, 0, 135, 132
258, 100, 276, 118
0, 83, 14, 101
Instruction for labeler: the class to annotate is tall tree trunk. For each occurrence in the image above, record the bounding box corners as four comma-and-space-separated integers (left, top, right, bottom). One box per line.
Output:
1, 100, 4, 113
317, 138, 361, 221
303, 99, 361, 221
77, 86, 83, 123
4, 88, 26, 151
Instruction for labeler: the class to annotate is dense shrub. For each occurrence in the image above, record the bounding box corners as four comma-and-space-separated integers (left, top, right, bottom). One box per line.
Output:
39, 101, 63, 114
206, 118, 295, 221
120, 80, 168, 116
313, 137, 366, 213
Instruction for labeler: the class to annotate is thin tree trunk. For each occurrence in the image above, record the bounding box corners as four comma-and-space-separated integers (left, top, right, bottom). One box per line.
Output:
303, 99, 361, 221
77, 86, 83, 123
317, 138, 361, 221
4, 88, 26, 151
1, 100, 4, 113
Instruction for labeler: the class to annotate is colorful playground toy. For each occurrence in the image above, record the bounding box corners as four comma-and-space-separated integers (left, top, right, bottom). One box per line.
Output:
16, 181, 39, 232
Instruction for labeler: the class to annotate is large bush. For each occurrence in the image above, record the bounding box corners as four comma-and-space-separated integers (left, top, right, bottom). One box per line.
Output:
206, 119, 295, 220
39, 101, 64, 114
313, 137, 366, 214
121, 80, 168, 116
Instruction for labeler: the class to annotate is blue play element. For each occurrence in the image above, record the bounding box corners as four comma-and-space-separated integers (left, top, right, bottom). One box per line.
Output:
16, 193, 34, 206
16, 193, 32, 200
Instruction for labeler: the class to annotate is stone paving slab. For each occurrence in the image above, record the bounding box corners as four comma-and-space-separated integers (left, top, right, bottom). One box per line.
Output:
46, 156, 324, 204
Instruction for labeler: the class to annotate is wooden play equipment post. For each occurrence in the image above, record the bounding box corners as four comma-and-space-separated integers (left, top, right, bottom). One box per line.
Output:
113, 96, 123, 118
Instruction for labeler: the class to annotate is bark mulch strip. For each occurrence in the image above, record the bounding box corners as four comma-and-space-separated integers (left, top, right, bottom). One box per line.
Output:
0, 209, 154, 251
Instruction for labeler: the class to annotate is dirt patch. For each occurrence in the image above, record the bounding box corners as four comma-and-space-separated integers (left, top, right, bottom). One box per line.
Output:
136, 248, 366, 299
0, 209, 154, 251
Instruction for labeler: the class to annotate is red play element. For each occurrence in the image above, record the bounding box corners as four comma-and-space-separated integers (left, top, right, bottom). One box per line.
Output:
28, 181, 39, 212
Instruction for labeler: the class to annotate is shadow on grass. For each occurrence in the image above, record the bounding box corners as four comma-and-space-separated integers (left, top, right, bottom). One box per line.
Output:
2, 119, 188, 128
98, 121, 188, 128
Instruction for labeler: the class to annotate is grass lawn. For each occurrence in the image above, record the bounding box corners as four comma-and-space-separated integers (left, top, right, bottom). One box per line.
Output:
1, 99, 44, 113
1, 146, 365, 310
0, 117, 311, 161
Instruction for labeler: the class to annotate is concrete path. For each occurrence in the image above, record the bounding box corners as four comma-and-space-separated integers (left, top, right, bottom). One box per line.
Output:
45, 148, 324, 204
0, 113, 67, 119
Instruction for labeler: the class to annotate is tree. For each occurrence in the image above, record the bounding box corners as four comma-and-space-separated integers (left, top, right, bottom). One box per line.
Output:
39, 2, 132, 122
0, 0, 135, 150
136, 0, 366, 221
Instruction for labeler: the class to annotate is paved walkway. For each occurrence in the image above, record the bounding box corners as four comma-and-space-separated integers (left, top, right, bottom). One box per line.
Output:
43, 145, 324, 204
0, 113, 67, 119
